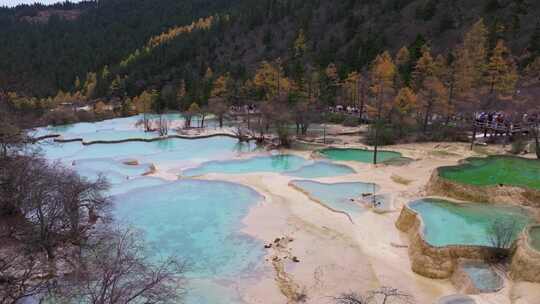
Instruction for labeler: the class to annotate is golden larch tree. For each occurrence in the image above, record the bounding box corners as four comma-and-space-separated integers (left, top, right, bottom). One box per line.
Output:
463, 19, 489, 86
369, 51, 397, 164
487, 40, 518, 95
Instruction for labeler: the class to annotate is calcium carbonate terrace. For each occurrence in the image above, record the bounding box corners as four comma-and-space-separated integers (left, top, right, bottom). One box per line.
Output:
34, 115, 367, 304
408, 198, 532, 247
31, 115, 540, 303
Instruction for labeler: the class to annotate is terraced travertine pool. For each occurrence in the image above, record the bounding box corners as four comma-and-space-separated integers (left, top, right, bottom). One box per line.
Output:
40, 136, 258, 170
113, 180, 265, 303
35, 116, 361, 303
439, 156, 540, 190
34, 113, 224, 142
530, 226, 540, 251
319, 148, 402, 163
461, 262, 503, 293
183, 155, 356, 178
409, 198, 532, 247
289, 180, 381, 219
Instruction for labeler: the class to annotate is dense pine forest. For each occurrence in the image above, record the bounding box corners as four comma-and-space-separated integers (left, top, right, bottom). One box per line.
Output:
1, 0, 539, 142
1, 0, 538, 96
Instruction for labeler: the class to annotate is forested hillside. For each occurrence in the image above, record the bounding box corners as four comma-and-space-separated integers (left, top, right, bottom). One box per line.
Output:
0, 0, 240, 96
1, 0, 539, 114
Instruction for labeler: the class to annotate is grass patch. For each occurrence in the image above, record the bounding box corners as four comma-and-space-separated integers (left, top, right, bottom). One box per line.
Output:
391, 174, 413, 185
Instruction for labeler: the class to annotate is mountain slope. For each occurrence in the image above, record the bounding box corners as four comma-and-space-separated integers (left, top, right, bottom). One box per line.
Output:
0, 0, 240, 96
1, 0, 538, 99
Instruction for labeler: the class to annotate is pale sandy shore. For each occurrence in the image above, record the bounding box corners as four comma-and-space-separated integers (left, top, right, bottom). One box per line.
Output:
152, 141, 540, 304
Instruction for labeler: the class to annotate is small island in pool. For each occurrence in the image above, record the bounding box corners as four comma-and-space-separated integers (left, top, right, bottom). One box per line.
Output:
319, 147, 402, 163
429, 155, 540, 205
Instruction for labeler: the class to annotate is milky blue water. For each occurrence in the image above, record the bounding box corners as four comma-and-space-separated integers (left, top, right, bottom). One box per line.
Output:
74, 158, 153, 176
34, 114, 222, 142
113, 180, 264, 278
34, 117, 269, 303
290, 180, 380, 218
183, 155, 356, 178
33, 116, 360, 303
461, 262, 503, 293
108, 177, 169, 196
285, 161, 356, 178
38, 137, 257, 170
182, 154, 308, 177
409, 198, 532, 247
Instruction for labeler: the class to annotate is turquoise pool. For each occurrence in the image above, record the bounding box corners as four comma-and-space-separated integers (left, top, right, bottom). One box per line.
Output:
33, 113, 224, 142
74, 158, 153, 177
183, 155, 356, 178
113, 180, 265, 303
34, 116, 364, 303
410, 198, 532, 247
290, 180, 380, 218
461, 262, 503, 293
319, 148, 402, 163
113, 180, 264, 277
182, 154, 307, 176
108, 177, 169, 196
39, 136, 257, 169
285, 161, 356, 178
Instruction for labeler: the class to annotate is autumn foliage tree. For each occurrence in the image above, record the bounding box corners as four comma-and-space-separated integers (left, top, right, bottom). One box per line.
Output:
369, 51, 397, 164
487, 40, 518, 96
393, 87, 418, 136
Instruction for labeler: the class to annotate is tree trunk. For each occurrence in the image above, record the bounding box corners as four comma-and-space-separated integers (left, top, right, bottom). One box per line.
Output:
534, 126, 540, 159
373, 81, 383, 165
470, 123, 477, 150
359, 83, 366, 123
423, 100, 433, 134
301, 124, 308, 135
445, 81, 454, 125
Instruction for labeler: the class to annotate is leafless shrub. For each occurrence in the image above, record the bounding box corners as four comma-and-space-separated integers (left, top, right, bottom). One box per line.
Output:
208, 98, 229, 128
367, 287, 414, 304
0, 246, 50, 304
0, 118, 29, 159
233, 126, 250, 142
334, 287, 414, 304
488, 217, 519, 250
1, 156, 110, 260
53, 227, 187, 304
136, 114, 152, 132
155, 114, 169, 136
333, 292, 368, 304
487, 217, 519, 262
